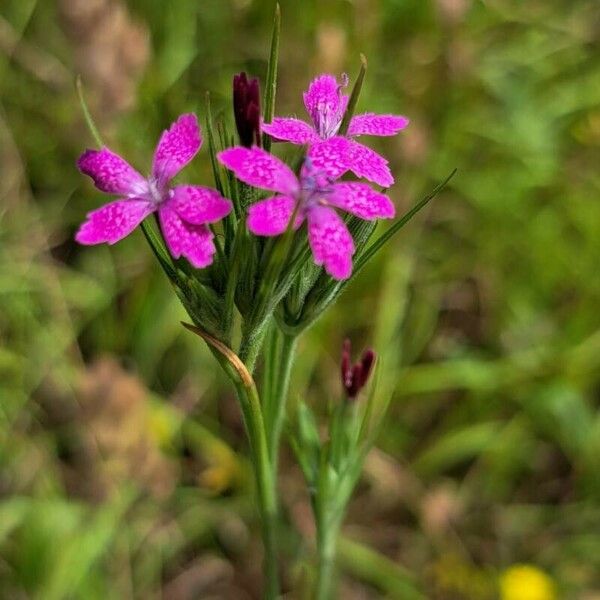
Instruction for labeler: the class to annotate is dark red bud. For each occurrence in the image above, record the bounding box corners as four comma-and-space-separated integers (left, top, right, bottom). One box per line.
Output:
358, 349, 375, 387
233, 72, 262, 148
340, 339, 376, 400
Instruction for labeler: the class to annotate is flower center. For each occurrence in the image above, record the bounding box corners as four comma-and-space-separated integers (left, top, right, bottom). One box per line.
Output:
313, 74, 349, 139
146, 177, 169, 205
315, 104, 343, 139
301, 169, 334, 207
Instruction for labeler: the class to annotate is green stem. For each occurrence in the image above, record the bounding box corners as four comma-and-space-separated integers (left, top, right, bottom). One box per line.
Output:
232, 379, 279, 600
261, 321, 280, 408
182, 324, 279, 599
264, 330, 297, 475
315, 516, 339, 600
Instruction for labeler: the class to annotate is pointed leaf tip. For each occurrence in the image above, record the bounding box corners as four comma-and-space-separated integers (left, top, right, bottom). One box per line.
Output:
339, 55, 368, 136
76, 76, 104, 148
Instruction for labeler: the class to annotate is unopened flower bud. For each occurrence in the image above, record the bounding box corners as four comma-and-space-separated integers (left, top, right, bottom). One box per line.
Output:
233, 72, 261, 148
340, 338, 376, 399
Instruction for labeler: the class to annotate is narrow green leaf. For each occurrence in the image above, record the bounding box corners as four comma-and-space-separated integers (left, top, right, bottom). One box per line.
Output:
413, 421, 502, 476
358, 362, 381, 444
353, 169, 457, 274
338, 537, 425, 599
288, 433, 315, 484
291, 402, 322, 485
205, 92, 225, 196
75, 76, 104, 148
339, 54, 367, 136
290, 171, 456, 333
206, 94, 237, 254
262, 3, 281, 152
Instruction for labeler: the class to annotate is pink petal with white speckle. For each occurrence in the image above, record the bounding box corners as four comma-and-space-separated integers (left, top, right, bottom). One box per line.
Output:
261, 117, 318, 144
217, 146, 299, 195
303, 74, 348, 138
247, 195, 303, 236
346, 140, 394, 187
152, 113, 202, 183
307, 205, 355, 280
307, 137, 350, 180
348, 113, 409, 137
170, 185, 232, 225
329, 182, 395, 220
158, 205, 216, 268
77, 148, 147, 195
75, 198, 154, 245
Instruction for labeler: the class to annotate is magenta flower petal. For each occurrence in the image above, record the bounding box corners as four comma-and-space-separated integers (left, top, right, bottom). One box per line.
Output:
152, 113, 202, 183
170, 185, 232, 225
261, 117, 318, 144
158, 205, 216, 268
77, 148, 147, 195
346, 140, 394, 187
303, 74, 348, 138
307, 205, 355, 280
348, 113, 409, 137
75, 198, 154, 245
217, 146, 299, 195
307, 136, 351, 180
248, 195, 303, 236
329, 182, 395, 220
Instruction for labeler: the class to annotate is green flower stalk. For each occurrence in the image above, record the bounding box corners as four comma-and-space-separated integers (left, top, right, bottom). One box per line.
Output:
290, 339, 386, 599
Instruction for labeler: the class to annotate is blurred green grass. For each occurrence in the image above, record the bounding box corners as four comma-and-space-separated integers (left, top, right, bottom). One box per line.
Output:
1, 0, 600, 597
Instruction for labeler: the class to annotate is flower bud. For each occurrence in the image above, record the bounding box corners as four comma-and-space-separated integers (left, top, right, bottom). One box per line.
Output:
340, 338, 376, 399
233, 72, 261, 148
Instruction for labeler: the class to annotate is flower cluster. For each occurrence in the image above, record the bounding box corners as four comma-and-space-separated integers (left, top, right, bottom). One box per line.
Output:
76, 72, 408, 281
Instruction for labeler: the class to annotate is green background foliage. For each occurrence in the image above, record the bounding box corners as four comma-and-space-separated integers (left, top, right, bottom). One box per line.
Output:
1, 0, 599, 597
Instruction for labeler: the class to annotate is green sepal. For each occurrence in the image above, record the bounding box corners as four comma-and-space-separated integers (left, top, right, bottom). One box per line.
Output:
239, 180, 261, 210
176, 275, 228, 341
234, 227, 260, 317
283, 216, 376, 332
281, 256, 321, 323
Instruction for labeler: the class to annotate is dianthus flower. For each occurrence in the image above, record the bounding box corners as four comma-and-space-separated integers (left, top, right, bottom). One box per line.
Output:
261, 74, 408, 187
217, 146, 395, 279
76, 114, 232, 268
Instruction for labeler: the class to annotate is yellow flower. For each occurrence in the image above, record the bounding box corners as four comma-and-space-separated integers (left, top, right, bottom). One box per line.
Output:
500, 565, 556, 600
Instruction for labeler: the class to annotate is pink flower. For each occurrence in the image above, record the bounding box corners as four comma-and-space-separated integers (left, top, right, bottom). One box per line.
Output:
76, 114, 232, 268
217, 146, 395, 280
261, 74, 409, 188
